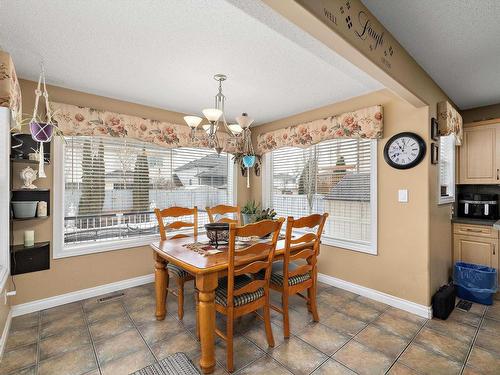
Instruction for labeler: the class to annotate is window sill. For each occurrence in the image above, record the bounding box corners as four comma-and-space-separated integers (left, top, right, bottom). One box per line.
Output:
438, 196, 455, 205
321, 236, 377, 255
53, 235, 159, 259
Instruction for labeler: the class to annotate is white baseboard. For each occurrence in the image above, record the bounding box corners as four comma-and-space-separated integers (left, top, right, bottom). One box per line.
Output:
318, 273, 432, 319
0, 309, 12, 359
12, 274, 154, 317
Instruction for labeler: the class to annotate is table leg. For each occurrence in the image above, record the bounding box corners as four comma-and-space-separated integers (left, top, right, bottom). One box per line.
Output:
154, 253, 168, 321
196, 272, 218, 374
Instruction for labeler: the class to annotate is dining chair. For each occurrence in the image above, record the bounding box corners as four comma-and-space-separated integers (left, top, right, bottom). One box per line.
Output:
214, 218, 285, 372
267, 213, 328, 338
206, 204, 241, 225
154, 206, 198, 320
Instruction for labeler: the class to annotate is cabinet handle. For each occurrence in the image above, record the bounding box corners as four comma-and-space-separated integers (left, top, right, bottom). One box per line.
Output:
494, 244, 496, 255
497, 169, 499, 180
465, 228, 482, 233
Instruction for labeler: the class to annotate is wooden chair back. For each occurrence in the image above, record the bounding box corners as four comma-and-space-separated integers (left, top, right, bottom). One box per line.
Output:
226, 218, 285, 308
154, 206, 198, 240
206, 204, 241, 225
282, 213, 328, 287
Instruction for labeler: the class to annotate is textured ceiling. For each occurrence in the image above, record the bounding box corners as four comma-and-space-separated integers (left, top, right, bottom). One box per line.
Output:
0, 0, 382, 124
363, 0, 500, 109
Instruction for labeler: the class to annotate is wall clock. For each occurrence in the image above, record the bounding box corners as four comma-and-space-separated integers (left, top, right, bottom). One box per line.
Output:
384, 132, 426, 169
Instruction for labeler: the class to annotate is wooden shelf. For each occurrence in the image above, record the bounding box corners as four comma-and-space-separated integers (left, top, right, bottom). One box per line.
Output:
10, 241, 50, 253
10, 216, 49, 222
10, 158, 50, 165
11, 189, 50, 192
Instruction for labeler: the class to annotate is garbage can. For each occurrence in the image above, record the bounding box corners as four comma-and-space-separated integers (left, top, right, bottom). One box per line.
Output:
454, 262, 498, 305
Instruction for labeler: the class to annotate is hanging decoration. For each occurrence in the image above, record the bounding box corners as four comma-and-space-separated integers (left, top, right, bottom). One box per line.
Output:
437, 101, 463, 146
236, 113, 257, 188
29, 63, 56, 178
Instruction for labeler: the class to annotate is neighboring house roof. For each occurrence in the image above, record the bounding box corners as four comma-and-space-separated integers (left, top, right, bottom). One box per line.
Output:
174, 153, 226, 172
324, 173, 370, 202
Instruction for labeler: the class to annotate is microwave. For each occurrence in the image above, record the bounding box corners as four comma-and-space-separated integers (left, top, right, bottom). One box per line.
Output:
458, 194, 498, 220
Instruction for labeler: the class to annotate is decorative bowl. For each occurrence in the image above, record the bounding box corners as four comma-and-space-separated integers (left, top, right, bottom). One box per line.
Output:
12, 201, 38, 218
205, 223, 229, 247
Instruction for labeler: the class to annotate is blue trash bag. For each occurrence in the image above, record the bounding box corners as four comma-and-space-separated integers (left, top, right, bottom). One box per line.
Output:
453, 262, 498, 305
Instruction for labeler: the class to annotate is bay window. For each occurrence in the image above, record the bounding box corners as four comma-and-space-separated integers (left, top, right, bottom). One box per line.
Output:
54, 136, 234, 258
264, 138, 377, 254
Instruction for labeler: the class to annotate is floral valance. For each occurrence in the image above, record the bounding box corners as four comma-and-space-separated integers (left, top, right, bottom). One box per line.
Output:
51, 102, 239, 153
256, 105, 383, 154
437, 101, 463, 146
0, 50, 22, 128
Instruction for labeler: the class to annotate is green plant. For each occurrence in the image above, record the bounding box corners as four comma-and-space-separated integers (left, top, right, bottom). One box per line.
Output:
255, 208, 277, 222
242, 200, 260, 215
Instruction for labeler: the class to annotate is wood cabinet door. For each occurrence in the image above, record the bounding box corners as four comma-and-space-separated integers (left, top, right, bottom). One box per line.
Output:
453, 234, 498, 268
459, 126, 497, 184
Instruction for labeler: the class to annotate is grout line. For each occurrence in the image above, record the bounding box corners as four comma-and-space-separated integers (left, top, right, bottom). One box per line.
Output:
459, 305, 488, 374
80, 301, 103, 375
34, 311, 41, 374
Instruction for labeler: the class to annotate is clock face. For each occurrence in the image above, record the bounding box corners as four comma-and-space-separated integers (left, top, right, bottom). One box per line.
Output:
384, 132, 426, 169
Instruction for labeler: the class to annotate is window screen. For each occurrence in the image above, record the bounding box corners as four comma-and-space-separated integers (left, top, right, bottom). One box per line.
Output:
268, 138, 376, 249
63, 136, 233, 247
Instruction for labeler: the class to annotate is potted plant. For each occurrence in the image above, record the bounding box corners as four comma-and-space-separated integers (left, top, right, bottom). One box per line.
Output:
241, 200, 260, 224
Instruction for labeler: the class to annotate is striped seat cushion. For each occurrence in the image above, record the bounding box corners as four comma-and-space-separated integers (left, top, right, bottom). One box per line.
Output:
167, 263, 190, 278
215, 275, 264, 307
258, 261, 311, 287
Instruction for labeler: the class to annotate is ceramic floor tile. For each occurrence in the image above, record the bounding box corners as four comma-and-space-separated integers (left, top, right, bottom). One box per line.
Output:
373, 312, 422, 340
39, 327, 91, 361
215, 336, 265, 372
237, 355, 292, 375
426, 318, 477, 343
242, 320, 285, 351
40, 310, 86, 338
137, 315, 185, 345
354, 324, 409, 358
448, 309, 481, 327
7, 366, 36, 375
95, 328, 149, 365
341, 300, 382, 323
271, 308, 313, 334
270, 336, 328, 375
467, 302, 487, 316
399, 343, 462, 375
100, 348, 155, 375
296, 323, 350, 355
462, 365, 485, 375
481, 317, 500, 333
0, 344, 37, 375
311, 359, 356, 375
38, 346, 97, 375
41, 302, 82, 323
387, 363, 420, 374
10, 313, 39, 331
318, 289, 356, 308
321, 311, 367, 336
151, 329, 200, 361
354, 295, 389, 312
128, 302, 158, 326
466, 346, 500, 375
385, 308, 427, 325
85, 301, 126, 323
124, 284, 154, 299
475, 328, 500, 356
333, 340, 393, 375
89, 313, 134, 341
122, 293, 157, 313
413, 327, 470, 363
485, 302, 500, 320
5, 326, 38, 351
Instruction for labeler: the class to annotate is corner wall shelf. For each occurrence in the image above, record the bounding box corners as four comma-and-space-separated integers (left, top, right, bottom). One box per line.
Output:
10, 241, 50, 275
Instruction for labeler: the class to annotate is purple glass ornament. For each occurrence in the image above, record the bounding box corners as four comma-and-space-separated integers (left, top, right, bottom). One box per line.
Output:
30, 122, 54, 142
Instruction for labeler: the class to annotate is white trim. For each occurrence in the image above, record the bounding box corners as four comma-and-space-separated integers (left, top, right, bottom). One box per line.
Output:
52, 137, 65, 259
437, 135, 456, 205
261, 153, 272, 208
318, 273, 432, 319
370, 139, 378, 254
11, 273, 154, 317
0, 108, 11, 289
0, 309, 12, 359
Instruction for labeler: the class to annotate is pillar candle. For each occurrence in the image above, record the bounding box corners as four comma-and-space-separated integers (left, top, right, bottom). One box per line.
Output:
24, 230, 35, 247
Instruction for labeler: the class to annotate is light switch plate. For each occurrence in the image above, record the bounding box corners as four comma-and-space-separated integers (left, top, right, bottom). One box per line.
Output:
398, 189, 408, 203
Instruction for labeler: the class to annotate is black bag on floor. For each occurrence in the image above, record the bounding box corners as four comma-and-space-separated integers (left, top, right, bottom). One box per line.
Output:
432, 284, 456, 320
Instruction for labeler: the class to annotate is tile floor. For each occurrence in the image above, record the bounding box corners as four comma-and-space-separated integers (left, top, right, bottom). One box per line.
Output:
1, 282, 499, 375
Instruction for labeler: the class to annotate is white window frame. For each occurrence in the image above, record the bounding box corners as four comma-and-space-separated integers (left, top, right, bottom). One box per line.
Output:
438, 135, 456, 205
263, 140, 378, 255
53, 137, 237, 259
0, 108, 12, 289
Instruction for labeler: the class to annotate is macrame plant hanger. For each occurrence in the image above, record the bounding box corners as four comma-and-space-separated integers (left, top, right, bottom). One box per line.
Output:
30, 62, 55, 178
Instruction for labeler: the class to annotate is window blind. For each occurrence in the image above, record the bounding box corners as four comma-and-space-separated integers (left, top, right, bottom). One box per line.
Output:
439, 135, 455, 200
268, 138, 375, 248
63, 136, 233, 247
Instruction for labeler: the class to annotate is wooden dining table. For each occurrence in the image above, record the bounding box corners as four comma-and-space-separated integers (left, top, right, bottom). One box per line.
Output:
151, 235, 309, 374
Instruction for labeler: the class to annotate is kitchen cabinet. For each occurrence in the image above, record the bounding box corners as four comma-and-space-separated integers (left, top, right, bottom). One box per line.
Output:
458, 120, 500, 184
453, 223, 499, 272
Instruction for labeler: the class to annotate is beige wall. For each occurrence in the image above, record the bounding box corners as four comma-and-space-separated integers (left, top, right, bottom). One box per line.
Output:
251, 89, 431, 305
461, 103, 500, 124
12, 79, 248, 305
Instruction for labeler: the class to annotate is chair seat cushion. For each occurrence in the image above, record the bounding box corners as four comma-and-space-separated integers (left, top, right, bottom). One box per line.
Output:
167, 263, 190, 278
258, 261, 311, 287
215, 275, 264, 307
